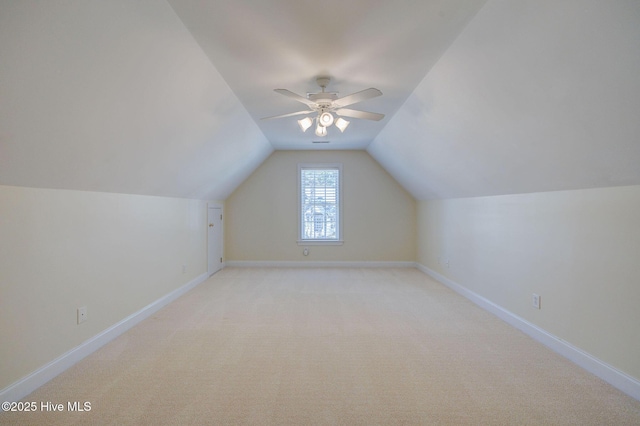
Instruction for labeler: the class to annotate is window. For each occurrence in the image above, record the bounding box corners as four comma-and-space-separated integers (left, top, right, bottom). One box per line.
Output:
298, 164, 343, 244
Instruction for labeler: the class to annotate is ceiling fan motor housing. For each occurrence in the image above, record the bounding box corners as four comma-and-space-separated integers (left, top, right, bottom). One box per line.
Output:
307, 92, 338, 103
308, 76, 337, 106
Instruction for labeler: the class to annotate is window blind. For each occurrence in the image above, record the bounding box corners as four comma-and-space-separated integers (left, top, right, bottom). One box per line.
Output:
300, 167, 340, 240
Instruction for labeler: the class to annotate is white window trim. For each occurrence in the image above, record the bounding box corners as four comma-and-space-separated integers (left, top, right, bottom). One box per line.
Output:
297, 163, 344, 245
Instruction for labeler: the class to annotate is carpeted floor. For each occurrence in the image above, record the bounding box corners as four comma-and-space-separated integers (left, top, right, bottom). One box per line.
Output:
2, 267, 640, 425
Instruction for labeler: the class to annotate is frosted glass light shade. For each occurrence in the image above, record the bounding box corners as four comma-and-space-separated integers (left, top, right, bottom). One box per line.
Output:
298, 117, 313, 132
319, 112, 334, 127
335, 117, 350, 132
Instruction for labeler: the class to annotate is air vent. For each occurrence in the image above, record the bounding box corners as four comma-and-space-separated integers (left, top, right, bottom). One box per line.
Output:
312, 140, 330, 144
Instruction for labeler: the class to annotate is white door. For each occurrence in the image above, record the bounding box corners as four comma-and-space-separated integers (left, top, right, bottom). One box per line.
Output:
208, 207, 223, 275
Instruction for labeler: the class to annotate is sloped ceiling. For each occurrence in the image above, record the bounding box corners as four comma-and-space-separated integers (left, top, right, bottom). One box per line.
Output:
368, 0, 640, 199
0, 0, 272, 200
1, 1, 639, 201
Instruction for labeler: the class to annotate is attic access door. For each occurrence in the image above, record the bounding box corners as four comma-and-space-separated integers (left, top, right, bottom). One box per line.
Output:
208, 206, 223, 275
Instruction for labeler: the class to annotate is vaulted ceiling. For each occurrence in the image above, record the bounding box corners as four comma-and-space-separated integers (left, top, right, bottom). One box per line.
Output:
1, 1, 639, 201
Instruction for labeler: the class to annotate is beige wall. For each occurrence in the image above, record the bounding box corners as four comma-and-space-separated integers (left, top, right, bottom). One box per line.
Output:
0, 185, 208, 390
225, 151, 416, 262
417, 185, 640, 381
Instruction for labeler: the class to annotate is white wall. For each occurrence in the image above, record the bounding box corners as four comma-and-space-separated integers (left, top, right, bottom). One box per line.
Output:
225, 151, 416, 262
0, 185, 208, 391
417, 185, 640, 382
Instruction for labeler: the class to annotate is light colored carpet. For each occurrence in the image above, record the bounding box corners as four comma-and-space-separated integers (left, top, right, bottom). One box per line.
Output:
2, 267, 640, 425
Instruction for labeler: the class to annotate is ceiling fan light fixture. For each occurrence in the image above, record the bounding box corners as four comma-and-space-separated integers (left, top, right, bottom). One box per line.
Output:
319, 112, 334, 127
335, 117, 350, 132
315, 122, 327, 137
298, 116, 313, 132
264, 78, 384, 139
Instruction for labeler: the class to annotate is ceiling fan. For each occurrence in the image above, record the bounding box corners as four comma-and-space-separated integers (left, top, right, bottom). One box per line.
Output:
261, 77, 385, 137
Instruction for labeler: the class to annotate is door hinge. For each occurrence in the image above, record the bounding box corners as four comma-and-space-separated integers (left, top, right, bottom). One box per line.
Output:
220, 257, 222, 263
220, 214, 222, 220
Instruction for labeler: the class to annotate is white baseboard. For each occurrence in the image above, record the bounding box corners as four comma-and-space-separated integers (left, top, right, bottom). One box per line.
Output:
0, 272, 209, 403
415, 263, 640, 402
225, 260, 415, 268
6, 265, 638, 403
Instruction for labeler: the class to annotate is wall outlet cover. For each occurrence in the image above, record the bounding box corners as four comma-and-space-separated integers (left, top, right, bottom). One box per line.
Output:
77, 306, 87, 324
532, 294, 541, 309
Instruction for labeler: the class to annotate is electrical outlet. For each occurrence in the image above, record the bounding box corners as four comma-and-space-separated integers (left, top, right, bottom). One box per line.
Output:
77, 306, 87, 324
438, 256, 450, 270
532, 293, 541, 309
182, 264, 187, 274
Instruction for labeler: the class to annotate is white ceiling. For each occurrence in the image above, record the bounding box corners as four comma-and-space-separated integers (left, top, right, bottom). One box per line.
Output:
166, 0, 487, 150
1, 0, 639, 201
0, 0, 272, 200
369, 0, 640, 199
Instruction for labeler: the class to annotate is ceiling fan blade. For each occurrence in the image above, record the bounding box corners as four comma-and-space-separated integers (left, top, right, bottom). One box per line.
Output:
261, 110, 313, 120
333, 88, 382, 108
274, 89, 316, 107
336, 108, 385, 121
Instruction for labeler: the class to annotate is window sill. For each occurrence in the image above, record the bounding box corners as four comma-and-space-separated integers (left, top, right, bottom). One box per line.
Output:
297, 240, 344, 246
